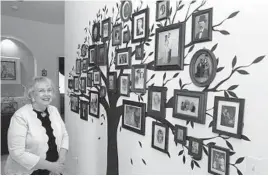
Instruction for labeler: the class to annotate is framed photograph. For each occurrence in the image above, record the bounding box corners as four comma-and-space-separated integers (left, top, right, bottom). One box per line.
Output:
80, 77, 86, 93
120, 0, 132, 22
208, 145, 230, 175
115, 47, 132, 69
88, 45, 97, 66
135, 44, 144, 60
92, 22, 100, 42
189, 49, 217, 87
147, 86, 167, 118
93, 71, 101, 85
87, 72, 93, 87
100, 86, 106, 98
70, 94, 79, 113
131, 64, 147, 93
89, 91, 99, 118
82, 58, 88, 72
102, 17, 111, 42
108, 72, 117, 93
119, 74, 130, 97
123, 30, 131, 43
174, 124, 187, 145
97, 43, 107, 66
173, 89, 207, 124
1, 102, 18, 114
112, 23, 122, 46
212, 96, 245, 139
122, 100, 146, 135
1, 56, 21, 84
131, 8, 149, 43
188, 137, 202, 160
152, 121, 169, 153
73, 76, 79, 92
75, 59, 81, 74
80, 44, 88, 57
68, 79, 74, 89
80, 100, 88, 121
192, 8, 213, 44
154, 23, 185, 71
156, 0, 170, 21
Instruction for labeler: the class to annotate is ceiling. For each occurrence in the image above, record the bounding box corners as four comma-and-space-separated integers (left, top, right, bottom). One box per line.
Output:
1, 1, 65, 24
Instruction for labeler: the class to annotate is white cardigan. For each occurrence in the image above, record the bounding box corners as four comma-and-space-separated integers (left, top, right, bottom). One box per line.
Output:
4, 104, 69, 175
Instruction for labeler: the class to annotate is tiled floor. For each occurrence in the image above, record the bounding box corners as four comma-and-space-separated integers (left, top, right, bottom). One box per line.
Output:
1, 155, 8, 175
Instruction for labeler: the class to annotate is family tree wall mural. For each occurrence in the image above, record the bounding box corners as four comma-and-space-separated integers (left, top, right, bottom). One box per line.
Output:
67, 0, 265, 175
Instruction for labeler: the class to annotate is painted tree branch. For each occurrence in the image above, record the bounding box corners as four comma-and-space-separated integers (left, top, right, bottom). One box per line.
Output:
185, 0, 206, 22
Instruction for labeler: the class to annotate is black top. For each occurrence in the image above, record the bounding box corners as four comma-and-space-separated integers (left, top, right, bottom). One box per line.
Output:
31, 108, 59, 175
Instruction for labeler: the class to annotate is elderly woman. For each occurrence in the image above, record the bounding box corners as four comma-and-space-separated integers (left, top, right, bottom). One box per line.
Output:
5, 76, 69, 175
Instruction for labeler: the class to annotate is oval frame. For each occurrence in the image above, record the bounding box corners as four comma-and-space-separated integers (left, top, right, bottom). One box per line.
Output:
189, 49, 216, 87
120, 0, 132, 22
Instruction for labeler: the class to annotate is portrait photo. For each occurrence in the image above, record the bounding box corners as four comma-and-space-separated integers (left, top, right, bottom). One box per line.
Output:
89, 91, 99, 118
68, 79, 73, 89
188, 137, 202, 160
120, 0, 132, 22
131, 64, 147, 93
70, 94, 79, 113
132, 8, 149, 43
88, 45, 96, 66
82, 59, 88, 72
108, 72, 117, 92
174, 124, 187, 145
92, 22, 100, 42
156, 0, 170, 21
76, 59, 81, 74
147, 86, 167, 118
119, 74, 130, 97
123, 30, 130, 43
135, 44, 144, 60
87, 72, 93, 87
102, 17, 111, 42
80, 77, 86, 93
112, 23, 122, 46
213, 96, 245, 139
74, 76, 79, 92
93, 71, 101, 85
152, 121, 169, 153
1, 56, 21, 84
80, 44, 88, 57
115, 47, 132, 69
208, 145, 230, 175
80, 100, 88, 121
97, 44, 107, 66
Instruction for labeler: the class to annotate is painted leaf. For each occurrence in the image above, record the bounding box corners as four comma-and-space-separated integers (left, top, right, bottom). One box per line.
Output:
237, 70, 249, 75
130, 158, 133, 165
150, 74, 155, 79
148, 52, 154, 56
203, 146, 208, 156
100, 123, 103, 125
211, 43, 218, 52
207, 142, 216, 146
191, 160, 194, 170
188, 45, 195, 53
151, 83, 155, 87
98, 137, 101, 140
235, 157, 245, 164
241, 135, 251, 141
190, 0, 196, 4
140, 96, 144, 102
193, 161, 200, 168
217, 67, 224, 72
78, 44, 81, 49
169, 7, 172, 16
190, 121, 194, 128
237, 168, 243, 175
228, 85, 239, 91
224, 91, 229, 98
252, 55, 265, 64
150, 33, 155, 37
145, 43, 150, 46
219, 30, 230, 35
226, 140, 234, 150
228, 91, 238, 98
131, 51, 136, 56
173, 72, 179, 78
139, 141, 142, 148
164, 20, 167, 26
142, 159, 147, 165
209, 121, 214, 128
178, 4, 184, 11
167, 152, 171, 158
157, 24, 163, 28
112, 7, 114, 13
232, 56, 237, 68
183, 155, 186, 164
163, 72, 167, 81
138, 96, 141, 102
151, 24, 155, 32
178, 150, 184, 156
228, 11, 240, 19
179, 78, 182, 88
230, 151, 236, 156
186, 120, 190, 125
147, 38, 152, 42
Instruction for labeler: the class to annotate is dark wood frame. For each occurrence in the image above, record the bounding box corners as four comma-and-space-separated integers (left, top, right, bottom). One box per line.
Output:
131, 8, 149, 43
68, 79, 73, 89
156, 0, 170, 21
101, 17, 111, 42
89, 91, 100, 118
80, 100, 88, 121
93, 71, 101, 85
154, 22, 185, 71
212, 96, 245, 139
131, 64, 147, 93
97, 43, 108, 66
75, 59, 81, 74
92, 22, 100, 42
80, 77, 86, 93
174, 124, 187, 146
1, 61, 16, 80
80, 44, 88, 57
87, 72, 93, 87
208, 145, 230, 175
173, 89, 207, 124
88, 45, 97, 66
123, 30, 131, 43
119, 74, 130, 97
70, 94, 79, 113
135, 44, 144, 60
108, 72, 117, 93
188, 137, 202, 160
112, 23, 122, 46
152, 121, 169, 153
73, 76, 79, 92
147, 86, 167, 118
120, 0, 132, 22
115, 47, 132, 69
122, 100, 146, 135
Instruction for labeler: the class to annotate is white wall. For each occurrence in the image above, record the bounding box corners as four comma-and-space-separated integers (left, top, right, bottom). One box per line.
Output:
64, 0, 268, 175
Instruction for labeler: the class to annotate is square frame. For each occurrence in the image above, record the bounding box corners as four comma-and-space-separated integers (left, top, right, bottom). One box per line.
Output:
208, 145, 230, 175
93, 71, 101, 85
89, 91, 100, 118
70, 94, 79, 113
73, 76, 80, 92
135, 44, 144, 60
174, 124, 187, 146
1, 56, 21, 84
88, 45, 97, 66
80, 100, 88, 121
102, 17, 111, 42
131, 64, 147, 93
156, 0, 170, 21
152, 121, 169, 154
97, 43, 108, 66
188, 137, 202, 160
112, 23, 122, 46
119, 74, 130, 97
115, 47, 132, 69
147, 86, 167, 118
131, 8, 149, 43
80, 77, 86, 93
87, 72, 93, 87
108, 72, 117, 93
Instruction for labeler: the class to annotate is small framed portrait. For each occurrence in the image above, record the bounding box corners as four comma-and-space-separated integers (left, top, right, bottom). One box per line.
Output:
174, 124, 187, 146
80, 44, 88, 57
119, 74, 130, 97
115, 47, 132, 69
173, 89, 207, 124
87, 72, 93, 87
122, 100, 146, 135
152, 121, 169, 153
93, 71, 101, 85
120, 0, 132, 22
1, 102, 18, 114
108, 72, 117, 93
135, 44, 144, 60
208, 145, 230, 175
131, 64, 147, 93
131, 8, 149, 43
89, 91, 99, 118
82, 58, 88, 73
70, 94, 79, 113
88, 45, 97, 66
192, 8, 213, 44
212, 96, 245, 139
80, 77, 86, 93
68, 79, 73, 89
147, 86, 167, 118
112, 23, 122, 46
154, 23, 185, 71
156, 0, 170, 21
123, 30, 131, 44
97, 43, 107, 66
80, 100, 88, 121
1, 56, 21, 84
92, 22, 100, 42
102, 17, 111, 42
189, 49, 217, 87
188, 137, 202, 160
75, 59, 81, 74
73, 76, 79, 92
100, 86, 106, 98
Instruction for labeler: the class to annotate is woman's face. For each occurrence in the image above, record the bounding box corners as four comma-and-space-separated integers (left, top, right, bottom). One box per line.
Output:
33, 81, 53, 107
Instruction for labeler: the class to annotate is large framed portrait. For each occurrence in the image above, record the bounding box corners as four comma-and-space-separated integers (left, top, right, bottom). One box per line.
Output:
93, 71, 101, 85
76, 59, 81, 74
89, 91, 100, 118
212, 96, 245, 139
88, 45, 97, 66
1, 56, 21, 84
112, 23, 122, 46
119, 74, 130, 97
174, 124, 187, 146
1, 102, 18, 114
115, 47, 132, 69
80, 77, 86, 93
68, 79, 74, 89
192, 8, 213, 44
70, 94, 79, 113
108, 72, 117, 93
122, 100, 146, 135
189, 49, 217, 87
92, 22, 100, 42
173, 89, 207, 124
120, 0, 132, 22
156, 0, 170, 21
147, 86, 167, 118
73, 76, 79, 92
188, 137, 202, 160
152, 121, 169, 154
131, 8, 149, 43
154, 23, 185, 71
82, 58, 88, 73
87, 72, 93, 87
208, 145, 230, 175
102, 17, 111, 42
97, 43, 107, 66
135, 44, 144, 60
131, 64, 147, 93
80, 100, 88, 121
80, 44, 88, 57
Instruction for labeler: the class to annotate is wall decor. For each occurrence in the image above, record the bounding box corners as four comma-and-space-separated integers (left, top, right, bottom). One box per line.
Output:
80, 44, 88, 57
97, 43, 108, 66
76, 59, 81, 74
70, 94, 79, 113
120, 0, 132, 22
92, 22, 100, 42
82, 58, 88, 72
212, 96, 245, 139
173, 89, 207, 124
152, 121, 169, 154
102, 17, 111, 42
108, 72, 117, 93
1, 101, 18, 114
87, 72, 93, 87
73, 76, 79, 92
174, 124, 187, 146
88, 45, 97, 66
80, 77, 86, 93
100, 86, 107, 98
156, 0, 170, 21
154, 23, 185, 71
89, 91, 100, 118
68, 79, 74, 89
147, 86, 167, 118
112, 23, 122, 46
208, 145, 230, 175
1, 56, 21, 84
41, 69, 47, 76
93, 71, 101, 85
115, 47, 132, 69
191, 8, 213, 44
131, 64, 147, 93
189, 49, 217, 87
123, 30, 131, 44
122, 100, 146, 135
80, 100, 88, 121
188, 137, 202, 160
135, 44, 144, 60
119, 74, 130, 97
131, 8, 149, 43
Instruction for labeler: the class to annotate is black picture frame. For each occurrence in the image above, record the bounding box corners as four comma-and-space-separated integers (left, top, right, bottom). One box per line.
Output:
80, 100, 88, 121
80, 44, 88, 57
80, 77, 86, 93
173, 89, 207, 124
156, 0, 170, 21
97, 43, 108, 66
82, 58, 88, 73
152, 121, 169, 154
188, 137, 202, 160
122, 100, 146, 135
89, 91, 100, 118
174, 124, 187, 146
191, 8, 213, 44
135, 44, 144, 60
119, 74, 130, 97
88, 45, 97, 66
189, 49, 217, 87
131, 8, 149, 43
87, 72, 93, 87
115, 47, 132, 69
123, 30, 131, 44
131, 64, 147, 93
212, 96, 245, 139
93, 71, 101, 85
154, 22, 185, 71
75, 59, 81, 74
108, 72, 117, 93
112, 23, 122, 46
147, 86, 167, 118
92, 22, 100, 42
208, 145, 230, 175
70, 94, 79, 113
73, 76, 79, 92
68, 79, 73, 89
120, 0, 132, 22
102, 17, 111, 42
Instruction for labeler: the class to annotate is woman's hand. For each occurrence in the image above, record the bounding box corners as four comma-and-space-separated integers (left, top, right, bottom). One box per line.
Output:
49, 162, 64, 175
